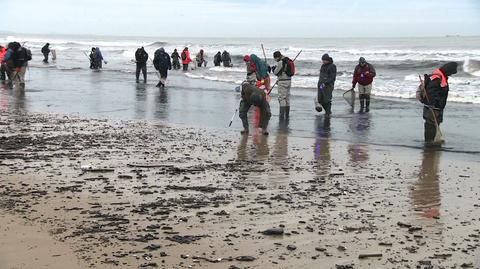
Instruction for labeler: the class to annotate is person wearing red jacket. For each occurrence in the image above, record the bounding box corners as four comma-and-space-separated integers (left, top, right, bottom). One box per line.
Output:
351, 57, 376, 111
181, 47, 192, 71
0, 46, 7, 81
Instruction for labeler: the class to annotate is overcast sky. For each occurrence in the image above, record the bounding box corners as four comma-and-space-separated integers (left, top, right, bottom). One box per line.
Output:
1, 0, 479, 38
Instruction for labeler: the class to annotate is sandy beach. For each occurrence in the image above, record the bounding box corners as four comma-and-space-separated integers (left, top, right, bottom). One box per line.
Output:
0, 107, 479, 268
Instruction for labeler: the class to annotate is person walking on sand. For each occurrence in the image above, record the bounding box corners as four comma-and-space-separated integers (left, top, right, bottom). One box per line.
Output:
153, 47, 172, 88
316, 54, 337, 116
222, 50, 232, 67
41, 43, 50, 63
419, 62, 457, 144
196, 49, 207, 67
134, 46, 149, 83
181, 47, 192, 71
272, 51, 295, 122
239, 81, 271, 136
214, 51, 222, 67
352, 57, 376, 112
171, 49, 181, 70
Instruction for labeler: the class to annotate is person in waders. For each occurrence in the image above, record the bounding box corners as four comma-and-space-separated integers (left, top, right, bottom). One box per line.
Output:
171, 49, 181, 70
272, 51, 295, 122
351, 57, 376, 112
153, 47, 172, 88
41, 43, 50, 63
316, 54, 336, 116
181, 47, 192, 71
419, 62, 457, 144
214, 51, 222, 66
239, 81, 271, 136
135, 47, 149, 83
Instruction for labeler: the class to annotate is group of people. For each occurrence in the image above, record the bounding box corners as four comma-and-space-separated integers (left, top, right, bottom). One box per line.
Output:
88, 47, 105, 70
1, 40, 458, 145
133, 47, 233, 87
239, 51, 458, 144
213, 51, 232, 67
0, 42, 32, 89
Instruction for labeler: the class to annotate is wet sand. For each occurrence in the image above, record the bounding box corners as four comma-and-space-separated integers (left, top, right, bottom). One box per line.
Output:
0, 109, 479, 269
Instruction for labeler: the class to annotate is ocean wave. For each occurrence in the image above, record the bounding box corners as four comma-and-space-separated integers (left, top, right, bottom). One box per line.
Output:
463, 57, 480, 77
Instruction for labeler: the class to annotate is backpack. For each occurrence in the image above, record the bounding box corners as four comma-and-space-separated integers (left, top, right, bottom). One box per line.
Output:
282, 57, 295, 77
25, 48, 32, 61
416, 74, 430, 104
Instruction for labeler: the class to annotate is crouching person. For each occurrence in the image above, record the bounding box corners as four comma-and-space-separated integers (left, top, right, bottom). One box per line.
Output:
239, 82, 271, 135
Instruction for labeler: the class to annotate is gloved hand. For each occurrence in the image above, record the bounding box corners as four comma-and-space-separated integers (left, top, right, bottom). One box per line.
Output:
267, 65, 272, 73
271, 66, 276, 73
351, 86, 355, 91
15, 67, 21, 73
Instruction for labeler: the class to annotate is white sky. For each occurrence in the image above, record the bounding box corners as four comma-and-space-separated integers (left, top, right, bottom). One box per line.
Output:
1, 0, 479, 37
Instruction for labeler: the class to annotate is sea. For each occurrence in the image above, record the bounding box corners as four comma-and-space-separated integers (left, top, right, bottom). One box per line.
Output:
1, 33, 479, 103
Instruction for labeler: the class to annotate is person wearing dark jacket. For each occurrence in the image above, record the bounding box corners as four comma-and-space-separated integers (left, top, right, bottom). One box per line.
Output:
153, 47, 172, 88
422, 62, 457, 143
221, 50, 231, 67
214, 51, 222, 66
352, 57, 376, 111
239, 82, 271, 135
316, 54, 337, 116
4, 42, 31, 89
135, 47, 149, 83
171, 49, 180, 70
41, 43, 50, 63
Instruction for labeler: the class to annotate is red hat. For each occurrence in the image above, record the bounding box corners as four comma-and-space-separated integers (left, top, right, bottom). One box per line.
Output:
243, 55, 251, 62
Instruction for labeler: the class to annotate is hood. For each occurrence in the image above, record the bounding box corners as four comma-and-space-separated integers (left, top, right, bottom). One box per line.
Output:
440, 62, 458, 76
243, 55, 251, 62
322, 53, 333, 63
159, 47, 165, 53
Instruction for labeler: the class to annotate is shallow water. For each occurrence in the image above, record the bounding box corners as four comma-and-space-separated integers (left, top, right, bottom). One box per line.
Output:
1, 66, 479, 156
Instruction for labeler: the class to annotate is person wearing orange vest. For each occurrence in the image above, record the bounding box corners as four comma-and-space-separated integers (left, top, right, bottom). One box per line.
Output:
421, 62, 457, 143
181, 47, 192, 71
0, 46, 7, 81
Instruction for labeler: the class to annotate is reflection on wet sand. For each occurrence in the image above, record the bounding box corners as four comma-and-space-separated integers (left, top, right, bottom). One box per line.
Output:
348, 112, 372, 167
313, 116, 331, 176
154, 87, 169, 120
0, 85, 26, 112
134, 83, 147, 119
271, 122, 290, 180
236, 133, 269, 162
411, 148, 442, 218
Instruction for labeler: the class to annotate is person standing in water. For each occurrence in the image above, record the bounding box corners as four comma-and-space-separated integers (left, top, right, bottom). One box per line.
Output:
196, 49, 207, 67
214, 51, 222, 67
221, 50, 231, 67
181, 47, 192, 71
135, 47, 149, 83
352, 57, 376, 111
153, 47, 172, 88
171, 49, 181, 70
41, 43, 50, 63
272, 51, 295, 122
420, 62, 457, 144
316, 53, 337, 116
95, 47, 105, 69
239, 81, 271, 136
0, 45, 7, 82
3, 42, 31, 89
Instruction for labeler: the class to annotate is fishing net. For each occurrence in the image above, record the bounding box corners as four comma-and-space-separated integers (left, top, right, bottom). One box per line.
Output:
343, 89, 355, 107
